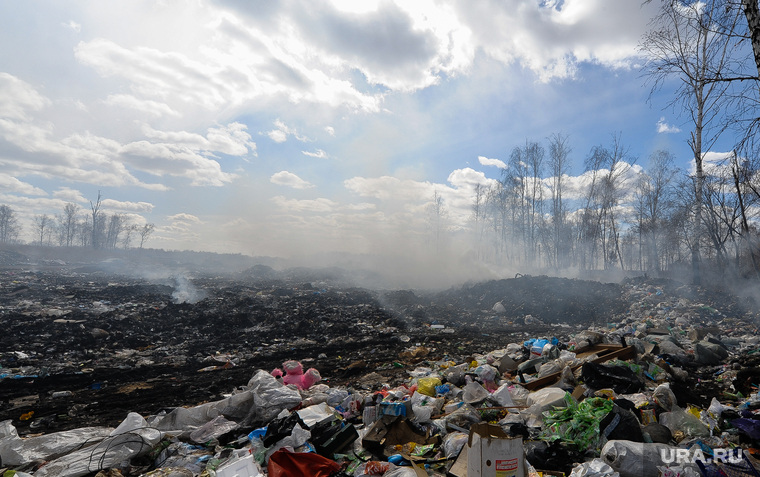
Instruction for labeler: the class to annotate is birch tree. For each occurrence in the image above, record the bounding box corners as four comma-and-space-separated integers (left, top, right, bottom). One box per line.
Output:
641, 0, 743, 283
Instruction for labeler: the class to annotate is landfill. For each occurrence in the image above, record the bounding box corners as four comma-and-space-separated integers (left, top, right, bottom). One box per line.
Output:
1, 253, 760, 476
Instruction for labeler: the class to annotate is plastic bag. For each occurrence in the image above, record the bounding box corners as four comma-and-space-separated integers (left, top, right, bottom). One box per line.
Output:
599, 405, 643, 443
190, 415, 238, 443
556, 365, 576, 391
601, 440, 674, 477
267, 449, 340, 477
411, 389, 443, 423
148, 390, 255, 431
730, 418, 760, 440
581, 362, 643, 394
440, 403, 482, 431
652, 383, 677, 412
462, 380, 489, 404
0, 420, 113, 467
474, 364, 498, 382
538, 360, 562, 378
249, 372, 304, 425
442, 431, 468, 458
417, 377, 442, 397
659, 406, 709, 439
569, 458, 620, 477
492, 383, 516, 407
507, 384, 530, 407
34, 412, 162, 477
355, 460, 393, 476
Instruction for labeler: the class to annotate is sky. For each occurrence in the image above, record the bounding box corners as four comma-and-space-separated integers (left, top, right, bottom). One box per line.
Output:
0, 0, 737, 282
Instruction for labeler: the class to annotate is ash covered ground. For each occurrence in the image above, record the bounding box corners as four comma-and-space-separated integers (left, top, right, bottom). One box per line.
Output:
0, 247, 757, 440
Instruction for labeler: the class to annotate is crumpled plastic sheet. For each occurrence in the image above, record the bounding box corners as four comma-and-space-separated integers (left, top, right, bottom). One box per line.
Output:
189, 415, 239, 443
33, 412, 163, 477
569, 458, 620, 477
659, 406, 710, 438
601, 440, 675, 477
462, 380, 489, 404
434, 402, 481, 432
148, 390, 255, 433
652, 383, 678, 412
442, 431, 468, 458
491, 383, 516, 407
0, 419, 113, 466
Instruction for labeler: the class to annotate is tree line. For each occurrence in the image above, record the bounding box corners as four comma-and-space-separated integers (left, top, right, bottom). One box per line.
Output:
448, 132, 759, 280
0, 192, 155, 250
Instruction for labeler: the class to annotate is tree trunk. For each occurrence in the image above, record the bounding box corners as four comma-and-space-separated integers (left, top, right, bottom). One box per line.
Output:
743, 0, 760, 78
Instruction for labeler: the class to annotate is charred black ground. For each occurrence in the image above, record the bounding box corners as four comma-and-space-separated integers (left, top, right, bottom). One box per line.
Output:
0, 250, 756, 437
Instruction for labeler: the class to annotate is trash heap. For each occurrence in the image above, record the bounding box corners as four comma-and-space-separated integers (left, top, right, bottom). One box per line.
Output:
2, 276, 760, 477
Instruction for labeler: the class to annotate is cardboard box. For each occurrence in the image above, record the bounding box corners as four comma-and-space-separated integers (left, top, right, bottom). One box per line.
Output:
466, 423, 526, 477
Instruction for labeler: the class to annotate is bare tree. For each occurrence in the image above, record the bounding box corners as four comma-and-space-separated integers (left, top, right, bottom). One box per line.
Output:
641, 0, 743, 283
139, 223, 155, 249
60, 203, 79, 247
506, 141, 545, 265
104, 213, 129, 249
426, 190, 448, 254
548, 133, 571, 269
582, 134, 634, 271
0, 205, 20, 243
33, 214, 53, 246
471, 183, 488, 260
90, 191, 103, 249
77, 214, 92, 248
634, 150, 678, 273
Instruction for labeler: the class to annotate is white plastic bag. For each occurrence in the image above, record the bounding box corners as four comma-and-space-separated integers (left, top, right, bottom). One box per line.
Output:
34, 412, 162, 477
462, 381, 489, 404
0, 420, 112, 466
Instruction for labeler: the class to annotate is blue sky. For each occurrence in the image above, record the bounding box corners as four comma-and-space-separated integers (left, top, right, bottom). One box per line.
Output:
0, 0, 731, 274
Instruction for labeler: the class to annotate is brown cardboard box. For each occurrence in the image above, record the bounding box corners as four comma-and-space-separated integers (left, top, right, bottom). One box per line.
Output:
466, 423, 526, 477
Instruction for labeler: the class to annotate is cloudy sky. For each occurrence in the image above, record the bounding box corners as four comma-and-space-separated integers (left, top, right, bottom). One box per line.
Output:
0, 0, 724, 273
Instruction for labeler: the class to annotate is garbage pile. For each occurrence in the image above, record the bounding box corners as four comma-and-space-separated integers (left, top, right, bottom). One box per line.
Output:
1, 263, 760, 476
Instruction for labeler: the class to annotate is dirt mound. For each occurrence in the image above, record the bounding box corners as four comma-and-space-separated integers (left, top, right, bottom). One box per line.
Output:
433, 275, 627, 324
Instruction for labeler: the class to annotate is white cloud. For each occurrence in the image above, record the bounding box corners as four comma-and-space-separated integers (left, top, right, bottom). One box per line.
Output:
120, 140, 238, 186
701, 151, 735, 176
325, 126, 335, 136
270, 170, 314, 189
478, 155, 507, 169
52, 187, 86, 203
266, 119, 309, 143
657, 117, 681, 134
451, 0, 659, 81
0, 73, 50, 121
206, 122, 257, 156
267, 129, 288, 143
0, 174, 47, 196
101, 199, 154, 213
302, 149, 328, 159
167, 213, 203, 227
447, 167, 498, 189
